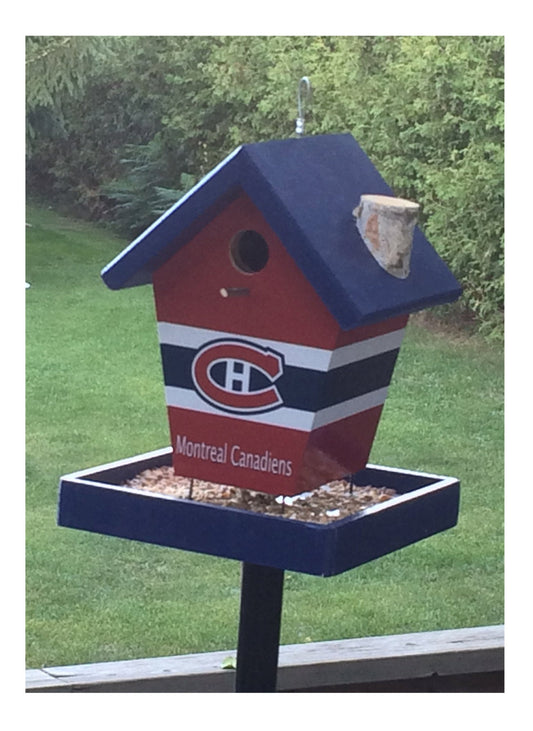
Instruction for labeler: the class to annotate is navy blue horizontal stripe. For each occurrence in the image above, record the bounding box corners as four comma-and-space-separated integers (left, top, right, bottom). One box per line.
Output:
160, 344, 195, 390
159, 343, 400, 412
282, 349, 400, 412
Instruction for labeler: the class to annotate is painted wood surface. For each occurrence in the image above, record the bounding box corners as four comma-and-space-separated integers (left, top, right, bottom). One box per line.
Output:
26, 625, 503, 693
155, 292, 409, 493
152, 191, 341, 348
235, 563, 284, 692
57, 448, 460, 576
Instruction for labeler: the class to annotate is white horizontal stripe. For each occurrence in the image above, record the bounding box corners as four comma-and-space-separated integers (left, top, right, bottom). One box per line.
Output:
164, 385, 388, 432
157, 322, 405, 372
164, 386, 315, 430
329, 329, 406, 369
158, 322, 332, 370
311, 387, 389, 429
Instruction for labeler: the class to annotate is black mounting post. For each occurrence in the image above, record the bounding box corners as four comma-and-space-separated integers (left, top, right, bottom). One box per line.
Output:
235, 562, 285, 692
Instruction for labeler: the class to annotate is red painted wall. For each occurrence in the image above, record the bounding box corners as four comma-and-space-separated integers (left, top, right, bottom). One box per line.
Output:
152, 191, 341, 348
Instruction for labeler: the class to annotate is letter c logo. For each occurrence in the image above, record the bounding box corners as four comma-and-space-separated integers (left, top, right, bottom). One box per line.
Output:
192, 339, 284, 414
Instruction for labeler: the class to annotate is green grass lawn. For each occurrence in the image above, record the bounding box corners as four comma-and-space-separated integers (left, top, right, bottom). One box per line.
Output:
25, 203, 504, 669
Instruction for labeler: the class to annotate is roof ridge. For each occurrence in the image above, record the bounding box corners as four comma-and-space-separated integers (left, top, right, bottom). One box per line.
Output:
101, 134, 461, 326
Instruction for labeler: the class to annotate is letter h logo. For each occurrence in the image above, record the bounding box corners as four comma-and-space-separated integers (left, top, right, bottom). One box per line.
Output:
226, 359, 251, 393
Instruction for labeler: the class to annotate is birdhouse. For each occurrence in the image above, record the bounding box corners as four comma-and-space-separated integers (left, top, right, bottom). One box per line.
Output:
102, 134, 461, 497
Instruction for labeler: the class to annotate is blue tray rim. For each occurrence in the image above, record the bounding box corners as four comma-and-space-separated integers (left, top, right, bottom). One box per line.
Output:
59, 446, 459, 530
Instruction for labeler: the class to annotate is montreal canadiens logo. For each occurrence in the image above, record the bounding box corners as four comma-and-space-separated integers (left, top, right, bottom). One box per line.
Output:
192, 339, 284, 414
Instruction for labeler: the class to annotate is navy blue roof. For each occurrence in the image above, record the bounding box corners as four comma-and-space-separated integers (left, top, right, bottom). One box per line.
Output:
102, 133, 461, 329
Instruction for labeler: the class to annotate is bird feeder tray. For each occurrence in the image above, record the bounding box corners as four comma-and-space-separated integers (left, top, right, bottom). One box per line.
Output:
57, 447, 460, 577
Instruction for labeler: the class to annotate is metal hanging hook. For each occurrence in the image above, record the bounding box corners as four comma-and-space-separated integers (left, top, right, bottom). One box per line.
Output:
295, 76, 311, 136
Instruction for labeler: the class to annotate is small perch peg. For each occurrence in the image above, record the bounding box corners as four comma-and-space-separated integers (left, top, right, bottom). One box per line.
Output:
220, 287, 250, 298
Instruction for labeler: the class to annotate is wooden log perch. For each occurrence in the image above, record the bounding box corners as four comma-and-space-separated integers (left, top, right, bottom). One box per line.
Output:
353, 194, 420, 279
